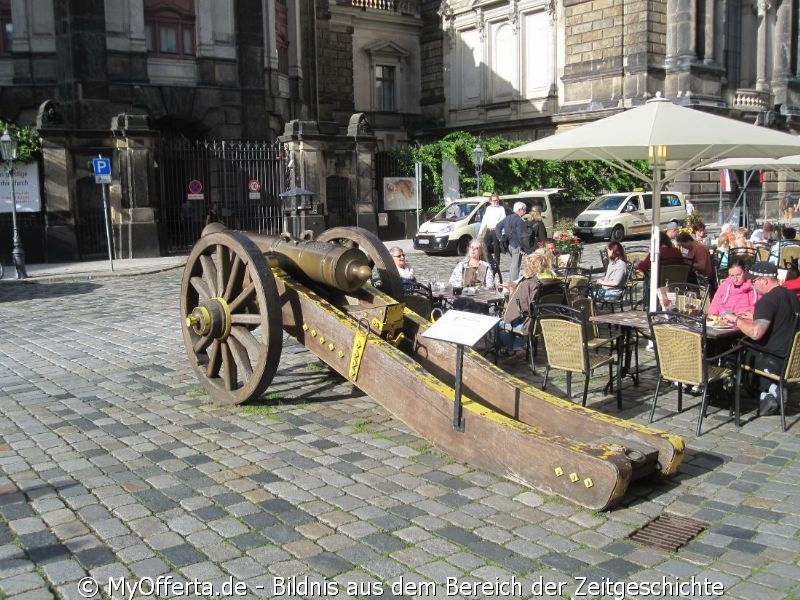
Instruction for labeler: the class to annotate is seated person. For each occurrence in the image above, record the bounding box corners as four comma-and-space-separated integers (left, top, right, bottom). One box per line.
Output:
716, 223, 735, 249
733, 227, 755, 251
449, 241, 495, 288
707, 258, 758, 316
723, 261, 800, 415
592, 241, 628, 301
636, 231, 684, 274
497, 253, 555, 354
769, 226, 800, 265
693, 222, 713, 249
715, 234, 731, 272
750, 221, 775, 248
389, 246, 414, 281
676, 231, 714, 279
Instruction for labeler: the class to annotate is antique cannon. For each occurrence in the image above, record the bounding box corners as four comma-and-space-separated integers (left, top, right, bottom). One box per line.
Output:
181, 225, 684, 510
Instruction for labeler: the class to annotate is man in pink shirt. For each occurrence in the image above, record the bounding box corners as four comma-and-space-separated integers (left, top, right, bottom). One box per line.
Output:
707, 258, 758, 316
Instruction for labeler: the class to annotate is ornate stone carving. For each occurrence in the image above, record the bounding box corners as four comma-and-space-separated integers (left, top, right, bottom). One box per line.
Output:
347, 113, 373, 137
35, 100, 62, 129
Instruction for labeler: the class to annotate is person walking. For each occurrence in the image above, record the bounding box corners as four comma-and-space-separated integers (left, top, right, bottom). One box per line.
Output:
497, 202, 529, 281
478, 193, 506, 280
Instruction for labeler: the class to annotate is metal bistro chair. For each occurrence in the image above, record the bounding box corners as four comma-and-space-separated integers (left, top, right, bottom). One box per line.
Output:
648, 311, 737, 435
402, 281, 437, 321
572, 296, 630, 358
625, 247, 650, 309
756, 245, 771, 262
562, 266, 592, 301
735, 313, 800, 431
529, 280, 570, 372
778, 245, 800, 270
728, 246, 757, 269
537, 303, 622, 408
599, 247, 609, 272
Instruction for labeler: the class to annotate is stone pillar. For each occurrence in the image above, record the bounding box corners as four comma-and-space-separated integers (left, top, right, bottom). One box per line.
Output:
41, 140, 79, 261
676, 0, 697, 62
279, 116, 378, 234
703, 0, 715, 64
756, 0, 771, 92
771, 0, 792, 105
111, 114, 161, 258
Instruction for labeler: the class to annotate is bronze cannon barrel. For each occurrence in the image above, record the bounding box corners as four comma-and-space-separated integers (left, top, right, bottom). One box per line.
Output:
201, 226, 373, 293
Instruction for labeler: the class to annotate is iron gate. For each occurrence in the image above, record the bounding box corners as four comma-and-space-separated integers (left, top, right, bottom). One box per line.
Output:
156, 138, 288, 254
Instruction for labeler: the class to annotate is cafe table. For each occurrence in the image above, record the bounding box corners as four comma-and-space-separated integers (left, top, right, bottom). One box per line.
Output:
432, 284, 506, 316
590, 310, 742, 384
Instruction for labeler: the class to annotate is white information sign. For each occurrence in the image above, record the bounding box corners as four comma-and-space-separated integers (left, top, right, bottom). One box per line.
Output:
0, 162, 42, 213
422, 309, 499, 347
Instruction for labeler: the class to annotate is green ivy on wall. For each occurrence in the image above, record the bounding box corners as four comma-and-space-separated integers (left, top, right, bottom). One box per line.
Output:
392, 131, 650, 212
0, 121, 41, 163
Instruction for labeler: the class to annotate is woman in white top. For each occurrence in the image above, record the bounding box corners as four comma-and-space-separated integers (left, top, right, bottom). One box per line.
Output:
389, 246, 414, 281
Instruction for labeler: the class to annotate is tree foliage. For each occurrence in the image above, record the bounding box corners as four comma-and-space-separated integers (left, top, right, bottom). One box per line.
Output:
0, 121, 40, 163
392, 131, 650, 211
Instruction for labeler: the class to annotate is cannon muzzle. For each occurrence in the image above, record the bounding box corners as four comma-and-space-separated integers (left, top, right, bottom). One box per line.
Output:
200, 226, 373, 293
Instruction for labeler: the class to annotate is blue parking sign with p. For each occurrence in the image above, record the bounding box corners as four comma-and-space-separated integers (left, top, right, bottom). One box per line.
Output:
92, 157, 112, 183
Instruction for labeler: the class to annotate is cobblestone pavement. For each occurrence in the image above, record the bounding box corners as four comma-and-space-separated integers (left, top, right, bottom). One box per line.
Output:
0, 241, 798, 599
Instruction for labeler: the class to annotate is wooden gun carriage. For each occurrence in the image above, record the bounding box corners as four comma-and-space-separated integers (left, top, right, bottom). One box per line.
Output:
181, 224, 684, 510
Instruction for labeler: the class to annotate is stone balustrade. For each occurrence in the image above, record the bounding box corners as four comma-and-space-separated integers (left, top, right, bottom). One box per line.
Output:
732, 89, 771, 112
347, 0, 420, 16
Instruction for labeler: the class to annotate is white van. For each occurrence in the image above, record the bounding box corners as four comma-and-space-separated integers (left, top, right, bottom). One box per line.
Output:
413, 189, 564, 255
573, 191, 686, 242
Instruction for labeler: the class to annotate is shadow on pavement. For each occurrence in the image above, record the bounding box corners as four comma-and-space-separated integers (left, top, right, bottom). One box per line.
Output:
0, 281, 100, 302
0, 281, 101, 302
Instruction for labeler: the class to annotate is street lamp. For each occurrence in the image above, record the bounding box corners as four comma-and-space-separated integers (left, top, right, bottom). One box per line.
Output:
472, 142, 484, 197
0, 129, 27, 279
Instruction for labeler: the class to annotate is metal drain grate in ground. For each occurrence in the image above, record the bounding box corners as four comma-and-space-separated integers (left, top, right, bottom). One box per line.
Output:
628, 514, 708, 551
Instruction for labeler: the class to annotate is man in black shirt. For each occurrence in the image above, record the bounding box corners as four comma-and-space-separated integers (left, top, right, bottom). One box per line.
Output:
724, 261, 800, 414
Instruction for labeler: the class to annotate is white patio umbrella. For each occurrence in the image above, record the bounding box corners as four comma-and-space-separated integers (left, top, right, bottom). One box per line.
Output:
492, 95, 800, 310
699, 156, 800, 226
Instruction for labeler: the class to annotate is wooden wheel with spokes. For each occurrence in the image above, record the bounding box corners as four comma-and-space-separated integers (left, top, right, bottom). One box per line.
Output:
181, 231, 283, 404
316, 226, 404, 300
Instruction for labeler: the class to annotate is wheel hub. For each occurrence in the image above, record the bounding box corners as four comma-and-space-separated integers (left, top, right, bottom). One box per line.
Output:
186, 297, 232, 339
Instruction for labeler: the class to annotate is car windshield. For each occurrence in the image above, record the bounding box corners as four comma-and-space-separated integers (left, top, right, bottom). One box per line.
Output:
433, 202, 479, 221
586, 194, 628, 211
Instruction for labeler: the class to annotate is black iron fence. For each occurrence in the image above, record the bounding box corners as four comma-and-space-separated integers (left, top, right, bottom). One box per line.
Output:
156, 138, 288, 254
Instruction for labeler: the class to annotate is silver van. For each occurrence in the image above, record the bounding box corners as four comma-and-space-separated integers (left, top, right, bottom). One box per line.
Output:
413, 189, 563, 255
574, 191, 686, 242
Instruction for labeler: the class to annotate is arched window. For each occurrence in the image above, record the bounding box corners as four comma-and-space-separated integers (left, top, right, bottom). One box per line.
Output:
144, 0, 195, 58
0, 0, 12, 56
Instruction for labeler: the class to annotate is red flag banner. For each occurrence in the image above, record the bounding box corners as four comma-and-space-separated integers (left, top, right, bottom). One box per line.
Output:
720, 169, 733, 193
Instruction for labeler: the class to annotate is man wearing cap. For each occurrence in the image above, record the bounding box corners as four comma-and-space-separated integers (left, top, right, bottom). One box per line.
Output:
665, 221, 680, 246
497, 202, 530, 281
724, 261, 800, 415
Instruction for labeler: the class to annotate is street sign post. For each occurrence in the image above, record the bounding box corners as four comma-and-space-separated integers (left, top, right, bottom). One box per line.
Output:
248, 179, 261, 200
92, 157, 112, 184
91, 155, 114, 271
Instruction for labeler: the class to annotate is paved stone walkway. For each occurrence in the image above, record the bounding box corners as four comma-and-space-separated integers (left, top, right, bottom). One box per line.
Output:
0, 243, 798, 599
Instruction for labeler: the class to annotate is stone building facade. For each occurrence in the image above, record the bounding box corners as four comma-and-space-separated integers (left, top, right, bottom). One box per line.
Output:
1, 0, 800, 261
